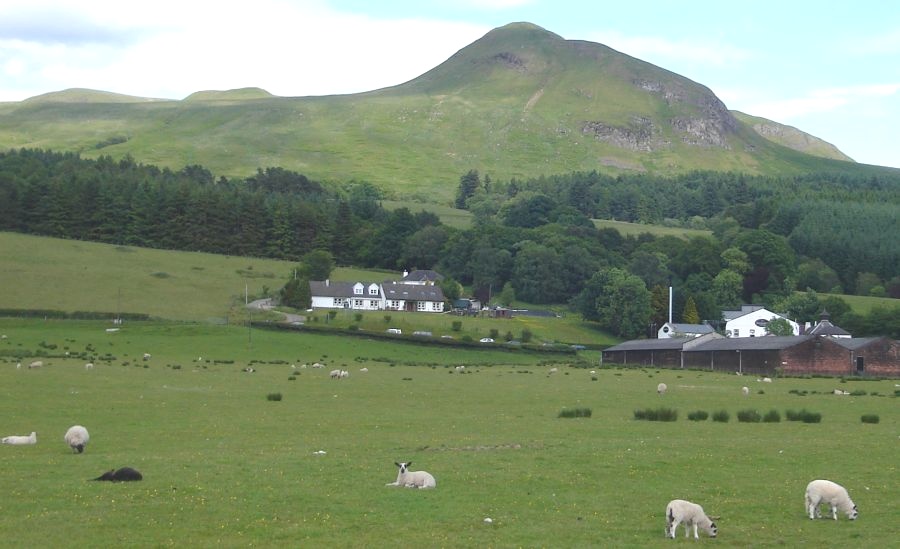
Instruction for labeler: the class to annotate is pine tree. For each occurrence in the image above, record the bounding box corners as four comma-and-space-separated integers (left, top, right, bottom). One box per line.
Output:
682, 296, 700, 324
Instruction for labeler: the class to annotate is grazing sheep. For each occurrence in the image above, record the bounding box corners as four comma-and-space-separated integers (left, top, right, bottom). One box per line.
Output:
16, 362, 21, 369
805, 480, 858, 520
242, 367, 255, 373
330, 369, 342, 378
2, 432, 37, 445
340, 370, 349, 379
665, 499, 718, 539
64, 425, 90, 454
28, 360, 43, 369
85, 362, 94, 370
142, 353, 152, 360
762, 377, 773, 383
359, 367, 369, 373
657, 383, 667, 395
742, 386, 750, 396
312, 362, 324, 369
833, 389, 850, 396
93, 467, 143, 482
548, 367, 558, 374
386, 461, 436, 489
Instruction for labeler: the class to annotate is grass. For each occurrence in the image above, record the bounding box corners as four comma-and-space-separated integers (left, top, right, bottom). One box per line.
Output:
591, 219, 713, 239
0, 318, 897, 547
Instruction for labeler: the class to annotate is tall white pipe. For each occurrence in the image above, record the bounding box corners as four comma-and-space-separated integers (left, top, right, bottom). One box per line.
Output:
668, 286, 673, 324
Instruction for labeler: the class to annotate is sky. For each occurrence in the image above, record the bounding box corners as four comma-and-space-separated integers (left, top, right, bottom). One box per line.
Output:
1, 0, 898, 168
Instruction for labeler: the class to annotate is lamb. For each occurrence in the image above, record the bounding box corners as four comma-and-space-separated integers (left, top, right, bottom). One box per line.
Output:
742, 386, 750, 396
657, 383, 667, 395
386, 461, 436, 489
665, 499, 718, 539
2, 432, 37, 445
805, 479, 858, 520
93, 467, 143, 482
339, 370, 349, 379
64, 425, 90, 454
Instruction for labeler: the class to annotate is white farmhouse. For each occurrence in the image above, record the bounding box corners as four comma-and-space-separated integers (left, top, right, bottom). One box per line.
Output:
308, 278, 445, 313
723, 305, 799, 337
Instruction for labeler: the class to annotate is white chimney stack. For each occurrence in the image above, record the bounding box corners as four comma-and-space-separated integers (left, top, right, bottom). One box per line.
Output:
668, 286, 673, 324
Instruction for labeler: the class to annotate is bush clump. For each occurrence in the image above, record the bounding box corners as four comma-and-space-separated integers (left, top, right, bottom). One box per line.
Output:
687, 410, 709, 421
633, 407, 678, 422
786, 409, 822, 423
712, 410, 730, 423
737, 409, 762, 423
860, 414, 880, 424
558, 407, 592, 418
763, 409, 781, 423
266, 392, 283, 401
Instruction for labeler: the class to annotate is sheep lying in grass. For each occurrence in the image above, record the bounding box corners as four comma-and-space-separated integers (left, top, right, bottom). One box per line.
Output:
386, 461, 436, 489
805, 479, 858, 520
665, 499, 718, 539
2, 432, 37, 445
93, 467, 143, 482
64, 425, 90, 453
657, 383, 667, 395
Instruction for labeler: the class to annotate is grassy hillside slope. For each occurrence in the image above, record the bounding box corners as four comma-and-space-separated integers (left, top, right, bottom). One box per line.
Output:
2, 23, 895, 205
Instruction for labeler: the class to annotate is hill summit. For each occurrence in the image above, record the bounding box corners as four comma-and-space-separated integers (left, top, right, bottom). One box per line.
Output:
0, 22, 875, 203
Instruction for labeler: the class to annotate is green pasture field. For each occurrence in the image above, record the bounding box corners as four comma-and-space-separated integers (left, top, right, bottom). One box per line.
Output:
380, 200, 474, 229
818, 292, 899, 315
0, 318, 896, 548
307, 309, 618, 348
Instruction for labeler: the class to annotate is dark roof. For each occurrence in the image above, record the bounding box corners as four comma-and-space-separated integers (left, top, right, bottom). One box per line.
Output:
687, 336, 812, 352
383, 282, 445, 302
722, 305, 766, 321
806, 320, 851, 337
831, 337, 887, 350
309, 280, 378, 298
402, 270, 444, 283
604, 339, 688, 352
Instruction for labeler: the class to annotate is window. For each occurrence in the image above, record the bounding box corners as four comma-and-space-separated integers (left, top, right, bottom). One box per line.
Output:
354, 299, 363, 308
354, 287, 363, 295
390, 300, 400, 309
733, 329, 740, 337
369, 300, 378, 308
749, 329, 755, 337
417, 301, 427, 311
333, 298, 344, 307
369, 287, 379, 295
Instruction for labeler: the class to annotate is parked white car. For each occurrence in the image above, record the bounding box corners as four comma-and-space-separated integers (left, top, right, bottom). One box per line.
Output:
479, 337, 494, 343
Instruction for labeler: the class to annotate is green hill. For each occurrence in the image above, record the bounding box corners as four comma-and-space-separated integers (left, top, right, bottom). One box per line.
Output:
1, 22, 895, 203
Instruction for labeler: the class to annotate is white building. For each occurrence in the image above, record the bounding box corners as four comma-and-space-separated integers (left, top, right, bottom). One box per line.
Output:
658, 322, 715, 339
723, 305, 799, 337
308, 278, 445, 313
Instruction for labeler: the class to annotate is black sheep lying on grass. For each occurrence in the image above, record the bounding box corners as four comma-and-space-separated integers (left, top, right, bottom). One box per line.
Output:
93, 467, 143, 482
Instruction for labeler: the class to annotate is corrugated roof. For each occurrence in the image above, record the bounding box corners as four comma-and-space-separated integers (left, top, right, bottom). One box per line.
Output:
687, 336, 812, 352
604, 339, 687, 352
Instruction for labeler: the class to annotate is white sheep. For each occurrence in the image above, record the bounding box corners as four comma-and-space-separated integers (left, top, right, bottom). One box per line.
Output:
762, 377, 772, 383
665, 499, 718, 539
742, 386, 750, 396
833, 389, 850, 396
2, 432, 37, 445
330, 369, 342, 379
454, 365, 465, 372
657, 383, 667, 395
28, 360, 43, 369
339, 370, 349, 379
805, 479, 858, 520
359, 367, 369, 373
548, 367, 558, 374
142, 353, 152, 360
85, 362, 94, 370
64, 425, 90, 454
386, 461, 436, 489
312, 362, 324, 369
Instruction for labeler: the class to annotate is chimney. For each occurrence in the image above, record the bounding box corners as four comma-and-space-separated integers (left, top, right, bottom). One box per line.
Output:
325, 279, 329, 287
668, 286, 673, 324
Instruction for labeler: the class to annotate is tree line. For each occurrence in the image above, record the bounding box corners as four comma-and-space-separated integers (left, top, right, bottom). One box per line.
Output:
1, 148, 897, 339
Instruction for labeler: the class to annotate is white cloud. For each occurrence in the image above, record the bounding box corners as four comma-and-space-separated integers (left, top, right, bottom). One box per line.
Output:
585, 30, 752, 67
748, 83, 900, 121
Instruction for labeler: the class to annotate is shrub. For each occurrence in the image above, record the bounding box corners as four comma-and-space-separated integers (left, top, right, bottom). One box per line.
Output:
860, 414, 880, 424
383, 315, 392, 324
288, 376, 296, 381
763, 409, 781, 423
451, 320, 462, 332
354, 313, 363, 322
633, 407, 677, 421
849, 390, 867, 396
712, 410, 730, 423
737, 409, 762, 423
687, 410, 709, 421
266, 392, 283, 401
521, 328, 533, 343
558, 407, 592, 418
801, 411, 822, 423
489, 328, 499, 339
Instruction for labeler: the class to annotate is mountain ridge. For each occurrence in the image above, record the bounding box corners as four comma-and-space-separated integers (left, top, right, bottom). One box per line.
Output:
0, 22, 892, 203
